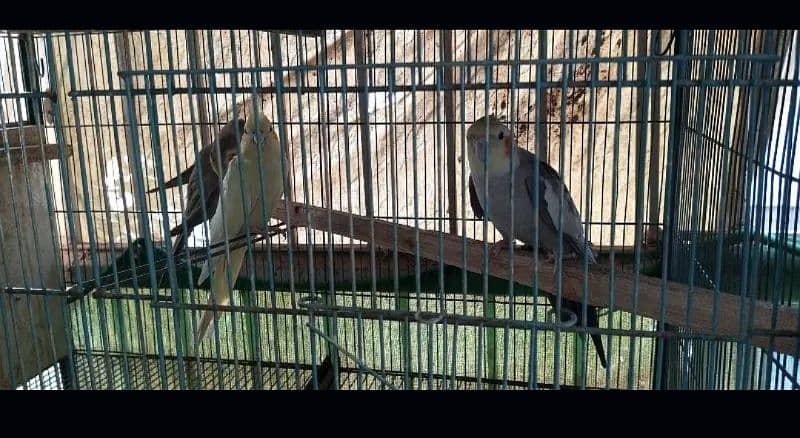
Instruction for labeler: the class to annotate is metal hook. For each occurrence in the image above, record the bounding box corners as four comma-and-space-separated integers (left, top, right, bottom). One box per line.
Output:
306, 323, 398, 390
413, 291, 446, 325
298, 293, 321, 310
548, 306, 578, 329
414, 308, 445, 325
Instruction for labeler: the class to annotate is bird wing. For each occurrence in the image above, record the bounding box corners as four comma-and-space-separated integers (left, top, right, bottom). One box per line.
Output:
208, 118, 245, 178
524, 159, 595, 263
148, 163, 195, 193
195, 153, 255, 343
197, 155, 249, 286
150, 117, 242, 193
154, 120, 246, 295
168, 119, 244, 252
168, 160, 221, 260
524, 157, 605, 367
468, 176, 485, 219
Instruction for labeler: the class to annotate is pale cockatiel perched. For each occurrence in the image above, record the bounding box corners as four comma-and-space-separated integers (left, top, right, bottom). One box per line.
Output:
466, 115, 607, 368
195, 110, 285, 343
148, 118, 246, 256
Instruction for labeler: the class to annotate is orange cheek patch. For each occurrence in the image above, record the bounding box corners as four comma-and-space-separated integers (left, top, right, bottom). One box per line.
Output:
504, 136, 512, 156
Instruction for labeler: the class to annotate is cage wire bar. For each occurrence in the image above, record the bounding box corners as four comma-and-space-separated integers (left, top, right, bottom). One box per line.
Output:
0, 29, 798, 390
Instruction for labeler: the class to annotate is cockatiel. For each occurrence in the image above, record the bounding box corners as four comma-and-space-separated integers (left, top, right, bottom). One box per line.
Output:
195, 111, 285, 343
148, 118, 246, 256
466, 115, 607, 369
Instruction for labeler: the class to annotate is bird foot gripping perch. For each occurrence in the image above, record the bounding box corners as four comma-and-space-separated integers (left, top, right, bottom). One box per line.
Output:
252, 221, 290, 238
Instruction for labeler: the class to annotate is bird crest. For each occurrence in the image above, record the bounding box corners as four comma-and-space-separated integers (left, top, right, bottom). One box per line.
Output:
244, 111, 274, 135
474, 114, 503, 127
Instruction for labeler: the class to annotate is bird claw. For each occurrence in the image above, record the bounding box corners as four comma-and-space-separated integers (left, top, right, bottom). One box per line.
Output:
250, 222, 292, 238
266, 222, 288, 237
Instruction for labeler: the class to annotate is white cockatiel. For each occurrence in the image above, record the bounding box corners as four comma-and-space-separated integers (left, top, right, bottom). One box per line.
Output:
195, 110, 285, 343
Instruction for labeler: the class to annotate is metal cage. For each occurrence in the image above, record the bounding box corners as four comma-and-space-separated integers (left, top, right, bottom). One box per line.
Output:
1, 29, 797, 390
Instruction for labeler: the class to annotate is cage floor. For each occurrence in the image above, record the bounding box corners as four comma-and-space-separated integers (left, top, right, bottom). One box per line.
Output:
50, 351, 566, 390
67, 352, 311, 390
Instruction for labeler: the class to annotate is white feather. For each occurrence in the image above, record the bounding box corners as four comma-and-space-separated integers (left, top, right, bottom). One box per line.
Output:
195, 113, 284, 344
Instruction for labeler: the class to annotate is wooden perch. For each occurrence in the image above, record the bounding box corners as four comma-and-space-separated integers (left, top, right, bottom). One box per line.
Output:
1, 125, 70, 164
267, 30, 326, 38
273, 201, 800, 356
2, 124, 44, 147
1, 144, 72, 164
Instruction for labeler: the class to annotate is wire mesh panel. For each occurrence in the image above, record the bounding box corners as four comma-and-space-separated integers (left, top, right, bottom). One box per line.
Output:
1, 29, 798, 390
663, 30, 800, 390
1, 31, 71, 390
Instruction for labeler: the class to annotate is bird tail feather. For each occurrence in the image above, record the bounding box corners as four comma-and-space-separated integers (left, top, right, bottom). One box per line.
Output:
559, 297, 607, 369
171, 227, 188, 256
196, 246, 246, 344
586, 305, 608, 368
147, 164, 195, 193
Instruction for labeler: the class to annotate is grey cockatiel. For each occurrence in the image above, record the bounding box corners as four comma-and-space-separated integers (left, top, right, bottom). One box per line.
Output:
148, 118, 246, 256
466, 115, 607, 368
195, 110, 285, 343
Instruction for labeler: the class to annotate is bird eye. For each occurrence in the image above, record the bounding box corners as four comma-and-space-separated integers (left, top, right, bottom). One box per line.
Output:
498, 131, 504, 140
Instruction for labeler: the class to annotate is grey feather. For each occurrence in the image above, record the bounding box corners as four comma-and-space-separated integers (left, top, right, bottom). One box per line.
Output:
469, 146, 606, 368
150, 118, 246, 256
468, 177, 485, 220
525, 159, 597, 264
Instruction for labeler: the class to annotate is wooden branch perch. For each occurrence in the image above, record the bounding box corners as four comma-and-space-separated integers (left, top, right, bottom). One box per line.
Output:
1, 125, 71, 164
1, 144, 72, 164
274, 201, 800, 356
267, 30, 327, 38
